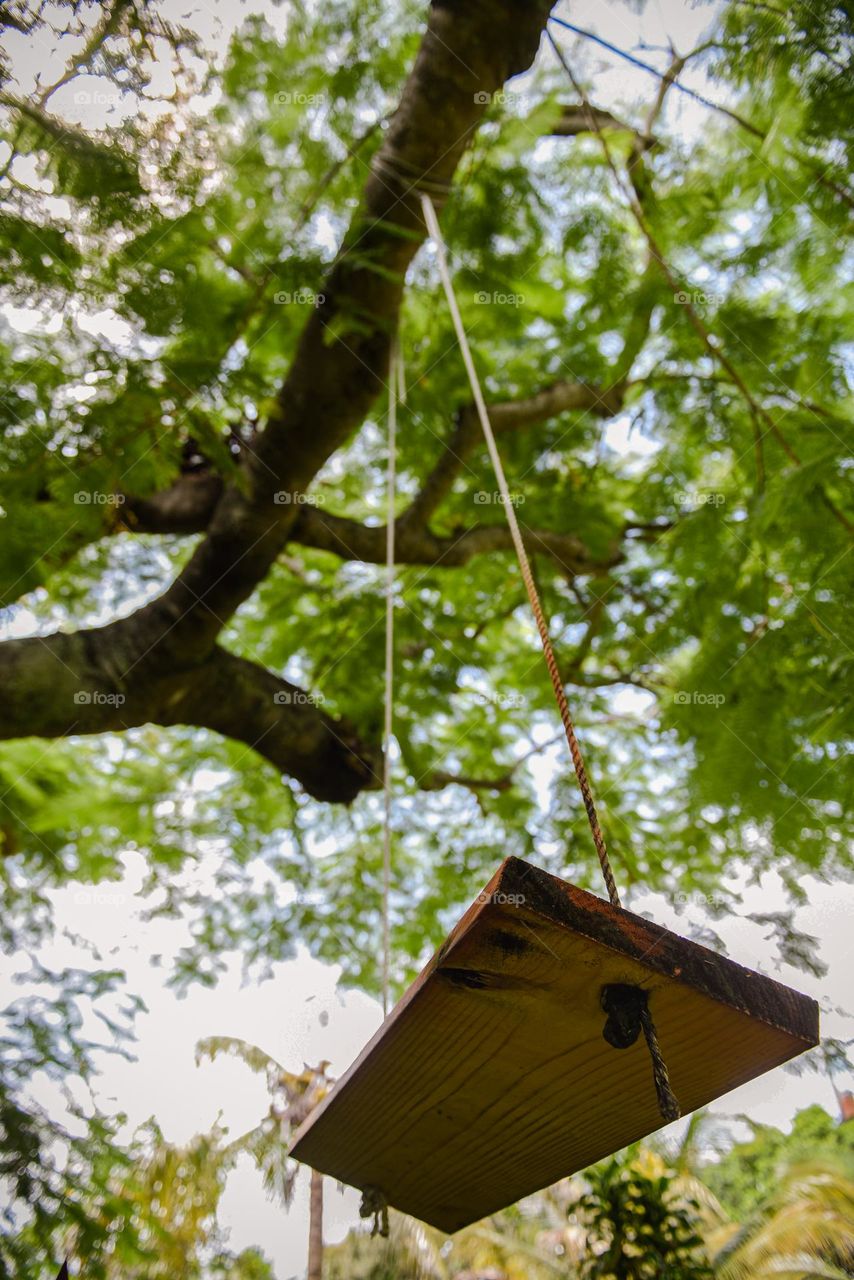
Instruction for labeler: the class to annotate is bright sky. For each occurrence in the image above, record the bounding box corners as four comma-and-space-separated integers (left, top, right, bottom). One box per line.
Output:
1, 2, 851, 1278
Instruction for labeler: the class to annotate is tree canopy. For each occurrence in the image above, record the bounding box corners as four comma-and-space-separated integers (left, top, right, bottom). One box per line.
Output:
0, 0, 851, 1273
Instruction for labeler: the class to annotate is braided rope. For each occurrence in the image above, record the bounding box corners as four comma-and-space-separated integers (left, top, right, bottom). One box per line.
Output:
420, 192, 621, 910
640, 1007, 681, 1122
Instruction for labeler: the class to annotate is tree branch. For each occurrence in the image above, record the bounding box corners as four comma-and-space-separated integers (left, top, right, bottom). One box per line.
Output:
292, 505, 618, 576
0, 0, 558, 799
401, 377, 625, 529
0, 629, 378, 803
551, 101, 655, 151
122, 471, 224, 535
177, 649, 380, 802
140, 0, 556, 662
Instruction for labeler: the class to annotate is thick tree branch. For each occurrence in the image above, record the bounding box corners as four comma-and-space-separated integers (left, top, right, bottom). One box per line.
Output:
122, 471, 224, 534
0, 629, 377, 803
175, 649, 380, 802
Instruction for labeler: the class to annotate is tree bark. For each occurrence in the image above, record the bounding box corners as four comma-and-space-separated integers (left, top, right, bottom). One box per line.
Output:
0, 632, 378, 802
0, 0, 562, 799
307, 1168, 324, 1280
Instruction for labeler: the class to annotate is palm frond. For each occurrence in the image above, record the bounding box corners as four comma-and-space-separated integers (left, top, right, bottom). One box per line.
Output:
195, 1035, 284, 1080
714, 1160, 854, 1280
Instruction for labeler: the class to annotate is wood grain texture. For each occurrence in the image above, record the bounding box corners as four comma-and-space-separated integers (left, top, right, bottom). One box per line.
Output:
290, 857, 819, 1233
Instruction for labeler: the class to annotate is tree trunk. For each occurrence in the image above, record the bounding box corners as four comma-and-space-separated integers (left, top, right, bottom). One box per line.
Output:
307, 1168, 324, 1280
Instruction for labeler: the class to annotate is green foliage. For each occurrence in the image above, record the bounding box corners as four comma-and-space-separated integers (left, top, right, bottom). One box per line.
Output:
0, 1107, 276, 1280
87, 1123, 249, 1279
2, 0, 851, 971
577, 1152, 712, 1280
713, 1158, 854, 1280
195, 1037, 329, 1207
0, 963, 143, 1279
209, 1250, 275, 1280
704, 1105, 854, 1222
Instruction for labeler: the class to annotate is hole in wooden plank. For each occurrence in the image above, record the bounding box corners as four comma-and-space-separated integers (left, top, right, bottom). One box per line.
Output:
601, 982, 649, 1049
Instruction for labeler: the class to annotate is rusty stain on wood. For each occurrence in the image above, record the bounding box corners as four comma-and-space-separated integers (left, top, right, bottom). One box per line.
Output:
290, 857, 819, 1234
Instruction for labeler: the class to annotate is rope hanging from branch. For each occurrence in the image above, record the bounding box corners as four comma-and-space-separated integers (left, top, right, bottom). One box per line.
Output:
419, 192, 620, 910
419, 191, 679, 1123
362, 346, 401, 1232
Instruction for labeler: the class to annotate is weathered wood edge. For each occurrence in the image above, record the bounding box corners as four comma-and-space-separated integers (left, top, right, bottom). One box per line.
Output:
497, 857, 819, 1045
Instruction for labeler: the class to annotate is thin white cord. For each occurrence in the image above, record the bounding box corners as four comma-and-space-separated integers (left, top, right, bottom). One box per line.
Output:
420, 196, 531, 576
396, 342, 407, 406
381, 337, 398, 1017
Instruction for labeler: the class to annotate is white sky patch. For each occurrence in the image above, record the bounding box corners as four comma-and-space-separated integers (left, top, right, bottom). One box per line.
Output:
8, 151, 54, 191
312, 213, 340, 256
1, 302, 62, 335
49, 76, 137, 127
76, 307, 135, 346
0, 604, 42, 637
611, 685, 655, 717
603, 411, 661, 462
64, 382, 98, 404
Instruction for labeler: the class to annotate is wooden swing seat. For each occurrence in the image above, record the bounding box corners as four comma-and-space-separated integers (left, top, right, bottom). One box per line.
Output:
290, 856, 819, 1233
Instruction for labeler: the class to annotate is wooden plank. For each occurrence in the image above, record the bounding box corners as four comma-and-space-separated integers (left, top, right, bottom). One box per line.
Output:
290, 857, 819, 1234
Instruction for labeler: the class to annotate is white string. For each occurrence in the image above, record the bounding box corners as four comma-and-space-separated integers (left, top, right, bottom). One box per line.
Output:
420, 196, 530, 574
396, 343, 407, 406
381, 337, 398, 1018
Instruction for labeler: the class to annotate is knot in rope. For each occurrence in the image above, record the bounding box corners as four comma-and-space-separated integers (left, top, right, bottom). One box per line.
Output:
359, 1185, 390, 1238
